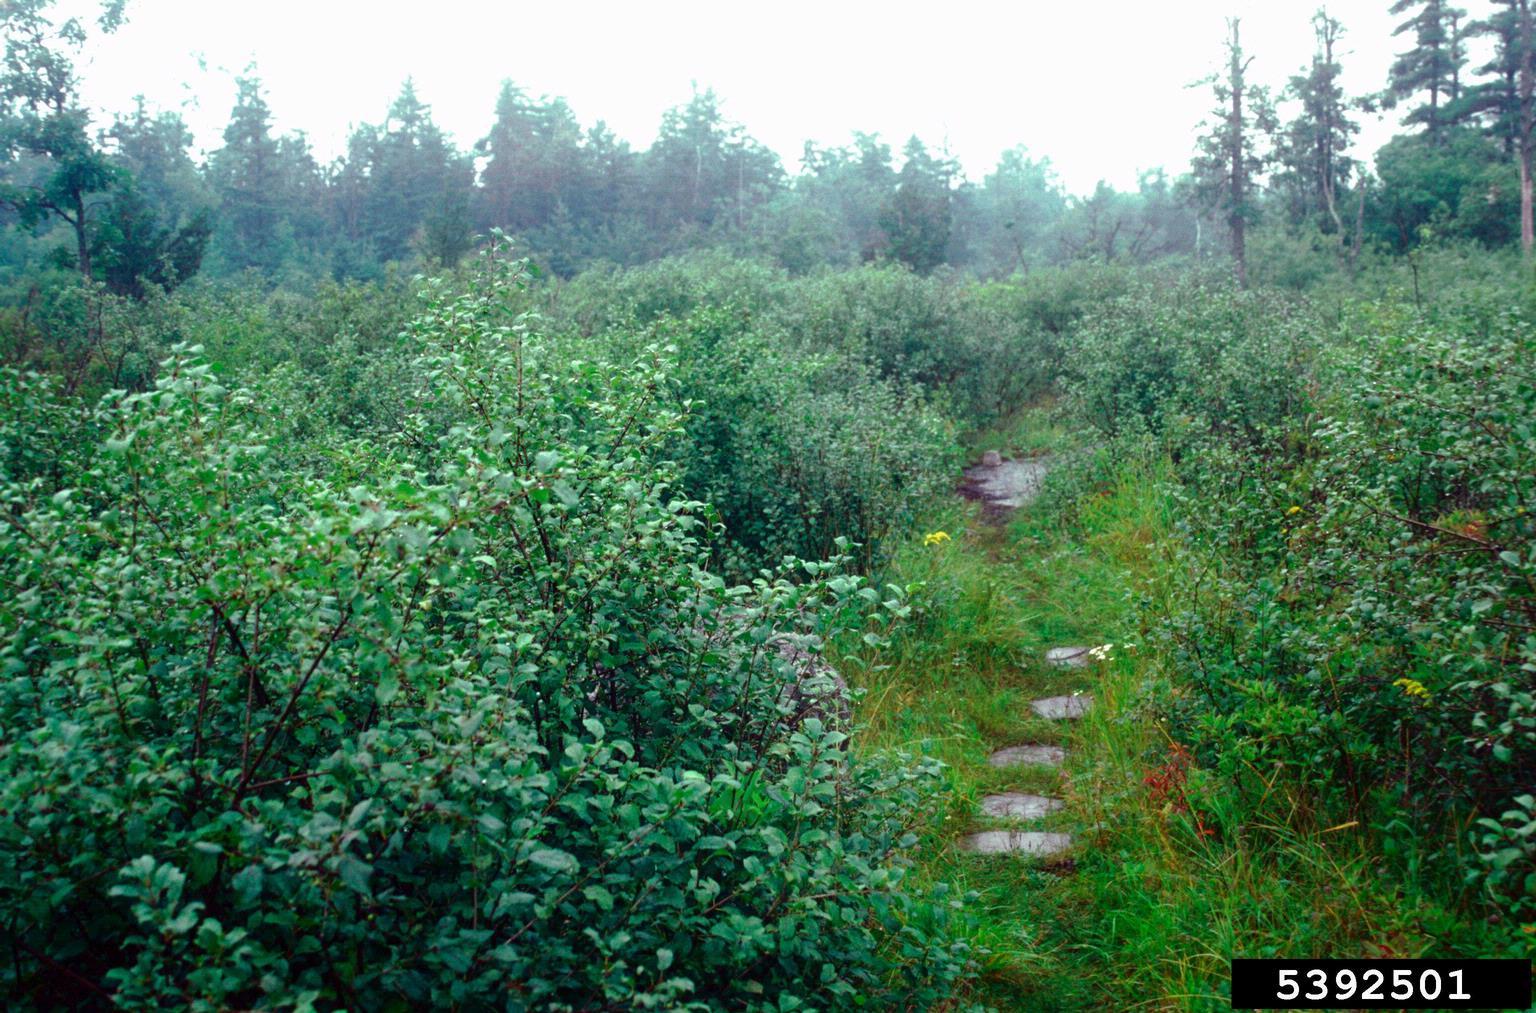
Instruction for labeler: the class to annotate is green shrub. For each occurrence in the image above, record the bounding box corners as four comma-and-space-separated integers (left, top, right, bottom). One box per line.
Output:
538, 258, 963, 577
542, 252, 786, 338
959, 263, 1133, 422
646, 305, 957, 575
1060, 274, 1319, 450
0, 274, 171, 398
0, 249, 975, 1009
1064, 279, 1536, 937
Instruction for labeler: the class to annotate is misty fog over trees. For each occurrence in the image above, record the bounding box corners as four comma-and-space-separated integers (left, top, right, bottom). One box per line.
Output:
7, 0, 1536, 290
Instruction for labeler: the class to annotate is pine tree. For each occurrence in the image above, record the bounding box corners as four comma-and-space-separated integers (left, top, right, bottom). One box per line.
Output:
1385, 0, 1468, 144
1514, 1, 1534, 256
801, 134, 898, 263
1278, 10, 1360, 235
644, 88, 781, 238
580, 120, 636, 228
1468, 3, 1523, 154
208, 77, 288, 271
878, 136, 953, 274
476, 82, 585, 234
106, 101, 210, 224
1191, 19, 1277, 286
88, 184, 211, 298
972, 147, 1065, 276
355, 80, 474, 264
95, 102, 213, 296
1459, 0, 1536, 255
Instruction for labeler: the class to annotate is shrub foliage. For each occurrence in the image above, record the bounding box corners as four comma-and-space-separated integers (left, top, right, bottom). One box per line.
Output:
1059, 278, 1536, 939
0, 250, 974, 1009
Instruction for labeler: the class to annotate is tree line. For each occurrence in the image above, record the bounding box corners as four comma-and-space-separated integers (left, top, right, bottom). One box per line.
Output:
5, 0, 1536, 295
1199, 1, 1536, 281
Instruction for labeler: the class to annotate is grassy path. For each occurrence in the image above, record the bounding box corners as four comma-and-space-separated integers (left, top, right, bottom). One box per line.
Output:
839, 410, 1526, 1011
835, 413, 1177, 1009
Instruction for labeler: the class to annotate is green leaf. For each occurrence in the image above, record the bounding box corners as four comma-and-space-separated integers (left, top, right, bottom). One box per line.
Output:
583, 885, 614, 911
231, 863, 263, 904
526, 848, 578, 875
337, 856, 372, 896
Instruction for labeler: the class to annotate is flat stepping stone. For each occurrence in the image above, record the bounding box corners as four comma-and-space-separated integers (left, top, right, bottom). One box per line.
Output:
988, 744, 1066, 768
1031, 694, 1092, 720
961, 830, 1073, 857
959, 457, 1049, 511
1045, 646, 1094, 669
981, 793, 1064, 820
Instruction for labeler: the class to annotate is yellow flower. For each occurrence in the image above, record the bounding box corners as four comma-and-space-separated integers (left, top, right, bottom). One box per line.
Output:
1286, 505, 1304, 516
1392, 677, 1432, 703
923, 531, 951, 547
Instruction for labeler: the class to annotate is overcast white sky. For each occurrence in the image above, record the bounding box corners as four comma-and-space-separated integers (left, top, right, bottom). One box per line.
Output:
66, 0, 1498, 196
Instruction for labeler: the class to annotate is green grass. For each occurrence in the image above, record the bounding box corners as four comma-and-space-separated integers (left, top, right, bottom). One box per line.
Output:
840, 409, 1520, 1011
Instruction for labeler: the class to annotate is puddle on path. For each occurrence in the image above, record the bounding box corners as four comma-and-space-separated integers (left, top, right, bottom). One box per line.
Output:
961, 830, 1074, 857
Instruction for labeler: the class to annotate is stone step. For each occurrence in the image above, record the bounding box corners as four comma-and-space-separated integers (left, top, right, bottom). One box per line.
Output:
987, 744, 1066, 768
980, 793, 1064, 820
961, 830, 1073, 857
1045, 646, 1094, 669
960, 457, 1049, 511
1031, 694, 1092, 720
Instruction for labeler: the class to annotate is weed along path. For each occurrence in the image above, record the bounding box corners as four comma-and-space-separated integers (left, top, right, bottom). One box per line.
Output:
840, 426, 1160, 1010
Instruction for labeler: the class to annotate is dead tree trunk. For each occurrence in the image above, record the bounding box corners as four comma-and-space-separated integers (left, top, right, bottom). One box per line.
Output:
1227, 19, 1250, 287
1519, 0, 1535, 257
1319, 19, 1346, 236
71, 192, 91, 281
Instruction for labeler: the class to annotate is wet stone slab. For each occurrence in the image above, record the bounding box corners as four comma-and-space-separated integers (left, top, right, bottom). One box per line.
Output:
1045, 646, 1093, 669
987, 744, 1066, 768
980, 793, 1064, 821
961, 830, 1074, 857
1031, 694, 1092, 720
959, 457, 1049, 515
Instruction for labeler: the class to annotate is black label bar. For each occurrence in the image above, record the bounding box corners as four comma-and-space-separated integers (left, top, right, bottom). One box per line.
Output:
1230, 958, 1531, 1010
